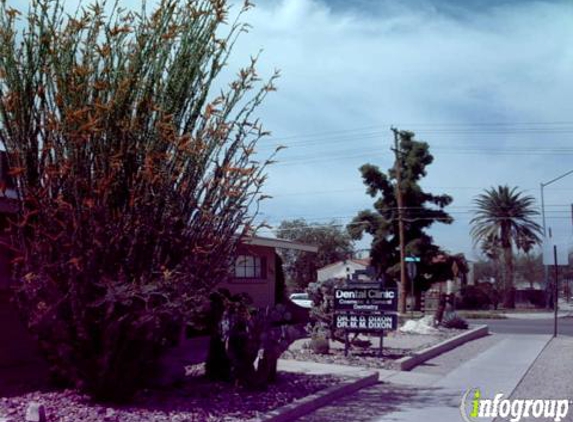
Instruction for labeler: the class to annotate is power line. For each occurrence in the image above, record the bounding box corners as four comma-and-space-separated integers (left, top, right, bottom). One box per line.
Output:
259, 128, 573, 152
265, 121, 573, 145
261, 211, 568, 222
268, 147, 573, 166
258, 215, 573, 233
257, 215, 573, 235
270, 187, 573, 197
259, 132, 573, 153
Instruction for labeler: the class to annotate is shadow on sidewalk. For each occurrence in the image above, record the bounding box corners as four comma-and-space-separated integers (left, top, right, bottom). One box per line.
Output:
297, 383, 460, 422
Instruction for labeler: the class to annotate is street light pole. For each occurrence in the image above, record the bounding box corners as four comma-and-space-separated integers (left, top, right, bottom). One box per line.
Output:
541, 182, 550, 309
540, 183, 547, 237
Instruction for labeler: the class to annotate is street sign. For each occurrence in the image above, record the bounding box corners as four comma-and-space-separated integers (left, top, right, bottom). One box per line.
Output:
333, 287, 398, 312
407, 261, 417, 279
405, 256, 421, 262
335, 313, 398, 332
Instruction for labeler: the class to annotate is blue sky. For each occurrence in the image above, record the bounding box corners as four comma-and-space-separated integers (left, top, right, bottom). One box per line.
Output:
225, 0, 573, 259
6, 0, 573, 259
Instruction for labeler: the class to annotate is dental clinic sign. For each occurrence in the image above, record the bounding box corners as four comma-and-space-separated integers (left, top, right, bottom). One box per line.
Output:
333, 285, 398, 332
333, 287, 398, 312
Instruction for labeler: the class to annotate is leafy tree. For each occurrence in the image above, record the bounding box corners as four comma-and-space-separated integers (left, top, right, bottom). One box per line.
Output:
0, 0, 278, 401
475, 234, 503, 291
470, 186, 542, 309
474, 259, 498, 284
276, 219, 354, 291
348, 130, 453, 311
514, 252, 544, 290
481, 233, 502, 261
424, 253, 469, 286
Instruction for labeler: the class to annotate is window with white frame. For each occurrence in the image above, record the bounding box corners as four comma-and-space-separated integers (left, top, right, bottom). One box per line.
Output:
234, 255, 265, 279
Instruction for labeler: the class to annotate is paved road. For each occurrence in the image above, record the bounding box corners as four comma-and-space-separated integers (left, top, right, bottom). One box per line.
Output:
472, 316, 573, 336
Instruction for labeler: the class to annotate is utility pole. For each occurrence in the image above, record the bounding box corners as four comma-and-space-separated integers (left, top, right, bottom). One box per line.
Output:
540, 168, 573, 310
392, 127, 408, 314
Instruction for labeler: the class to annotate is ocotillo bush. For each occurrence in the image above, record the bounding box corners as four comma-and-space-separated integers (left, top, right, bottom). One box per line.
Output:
0, 0, 278, 401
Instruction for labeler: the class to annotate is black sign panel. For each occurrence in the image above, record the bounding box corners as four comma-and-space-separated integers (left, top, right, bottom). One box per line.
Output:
334, 313, 398, 332
334, 287, 398, 312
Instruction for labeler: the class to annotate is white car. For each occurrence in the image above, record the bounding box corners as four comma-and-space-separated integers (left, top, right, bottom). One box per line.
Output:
289, 293, 312, 309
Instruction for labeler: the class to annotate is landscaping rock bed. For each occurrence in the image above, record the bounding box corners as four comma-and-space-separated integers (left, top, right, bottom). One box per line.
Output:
282, 329, 465, 370
0, 367, 340, 422
281, 346, 407, 370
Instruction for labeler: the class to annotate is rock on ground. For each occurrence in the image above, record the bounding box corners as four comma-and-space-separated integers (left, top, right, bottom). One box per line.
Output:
0, 372, 339, 422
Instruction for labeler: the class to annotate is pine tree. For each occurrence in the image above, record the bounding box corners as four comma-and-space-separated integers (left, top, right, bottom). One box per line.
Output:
348, 129, 453, 312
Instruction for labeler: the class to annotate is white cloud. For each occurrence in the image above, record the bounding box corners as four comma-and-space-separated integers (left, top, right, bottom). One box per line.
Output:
5, 0, 573, 258
226, 0, 573, 258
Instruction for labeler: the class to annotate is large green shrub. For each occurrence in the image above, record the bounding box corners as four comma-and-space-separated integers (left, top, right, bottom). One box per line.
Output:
0, 0, 277, 401
458, 285, 493, 310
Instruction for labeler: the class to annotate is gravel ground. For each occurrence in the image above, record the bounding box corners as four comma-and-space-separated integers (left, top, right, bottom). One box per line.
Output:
282, 329, 465, 370
494, 336, 573, 422
281, 346, 407, 370
0, 369, 340, 422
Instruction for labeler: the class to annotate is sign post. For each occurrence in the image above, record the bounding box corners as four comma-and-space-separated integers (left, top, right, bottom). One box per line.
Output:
405, 257, 420, 316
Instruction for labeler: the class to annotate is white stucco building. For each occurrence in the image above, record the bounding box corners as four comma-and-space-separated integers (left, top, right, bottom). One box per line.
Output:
317, 259, 371, 282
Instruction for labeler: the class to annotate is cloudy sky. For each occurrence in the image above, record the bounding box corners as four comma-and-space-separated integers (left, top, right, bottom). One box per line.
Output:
221, 0, 573, 259
7, 0, 573, 259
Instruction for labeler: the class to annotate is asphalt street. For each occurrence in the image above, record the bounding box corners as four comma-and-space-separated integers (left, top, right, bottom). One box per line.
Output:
472, 316, 573, 336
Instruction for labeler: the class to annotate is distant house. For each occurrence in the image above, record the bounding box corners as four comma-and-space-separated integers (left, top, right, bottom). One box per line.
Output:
220, 236, 318, 307
317, 258, 371, 282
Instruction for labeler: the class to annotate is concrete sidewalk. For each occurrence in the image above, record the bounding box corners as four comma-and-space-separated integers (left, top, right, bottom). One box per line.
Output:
372, 334, 551, 422
295, 334, 552, 422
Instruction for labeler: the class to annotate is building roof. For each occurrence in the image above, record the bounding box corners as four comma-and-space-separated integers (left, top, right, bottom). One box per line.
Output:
317, 258, 371, 271
241, 235, 318, 253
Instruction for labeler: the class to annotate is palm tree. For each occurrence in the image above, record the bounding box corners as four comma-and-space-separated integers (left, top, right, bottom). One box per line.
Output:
480, 233, 503, 295
470, 186, 542, 308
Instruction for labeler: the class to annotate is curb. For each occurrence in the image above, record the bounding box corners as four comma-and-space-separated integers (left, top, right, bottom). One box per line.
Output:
396, 324, 489, 371
258, 371, 379, 422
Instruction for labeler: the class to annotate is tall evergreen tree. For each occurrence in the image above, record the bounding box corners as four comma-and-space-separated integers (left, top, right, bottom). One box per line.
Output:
348, 130, 453, 310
